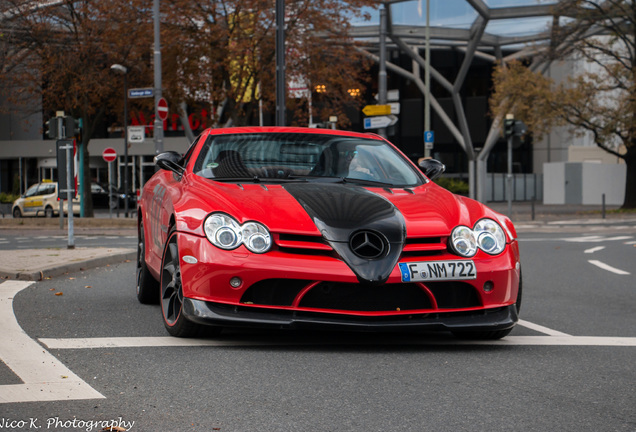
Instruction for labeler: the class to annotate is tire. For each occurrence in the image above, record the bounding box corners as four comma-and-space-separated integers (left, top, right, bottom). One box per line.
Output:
12, 207, 21, 218
160, 228, 202, 337
44, 206, 54, 218
136, 220, 159, 304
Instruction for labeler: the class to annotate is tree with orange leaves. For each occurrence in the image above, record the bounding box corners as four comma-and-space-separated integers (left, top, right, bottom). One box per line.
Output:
160, 0, 376, 129
490, 0, 636, 209
0, 0, 153, 216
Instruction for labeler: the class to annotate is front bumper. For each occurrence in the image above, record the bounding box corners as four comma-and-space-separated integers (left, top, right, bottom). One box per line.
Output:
183, 299, 518, 332
177, 231, 521, 332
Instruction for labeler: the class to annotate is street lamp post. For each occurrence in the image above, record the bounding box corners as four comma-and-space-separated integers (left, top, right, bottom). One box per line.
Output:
110, 64, 130, 218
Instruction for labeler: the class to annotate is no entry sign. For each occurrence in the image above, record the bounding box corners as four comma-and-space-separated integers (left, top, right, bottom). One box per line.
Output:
102, 147, 117, 163
157, 97, 168, 121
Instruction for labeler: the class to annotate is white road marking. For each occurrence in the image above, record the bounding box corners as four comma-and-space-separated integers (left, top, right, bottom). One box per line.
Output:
517, 319, 571, 336
0, 281, 104, 404
588, 260, 630, 275
521, 235, 634, 243
565, 236, 633, 243
38, 334, 636, 348
584, 246, 606, 254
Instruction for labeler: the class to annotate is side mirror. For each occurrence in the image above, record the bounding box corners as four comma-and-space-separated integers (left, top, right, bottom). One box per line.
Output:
418, 158, 446, 181
154, 151, 184, 176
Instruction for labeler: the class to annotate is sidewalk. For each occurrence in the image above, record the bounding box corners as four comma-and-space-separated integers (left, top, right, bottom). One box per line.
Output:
0, 247, 136, 281
0, 214, 136, 281
0, 203, 634, 281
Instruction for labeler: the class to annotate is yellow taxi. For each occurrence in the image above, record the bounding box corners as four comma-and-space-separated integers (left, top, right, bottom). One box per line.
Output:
12, 181, 79, 218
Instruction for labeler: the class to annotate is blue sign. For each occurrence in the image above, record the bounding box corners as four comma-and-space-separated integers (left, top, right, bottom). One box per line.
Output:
128, 88, 154, 99
364, 118, 372, 129
424, 131, 434, 143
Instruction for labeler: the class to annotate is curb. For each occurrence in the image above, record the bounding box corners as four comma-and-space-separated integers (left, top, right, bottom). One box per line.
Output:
0, 249, 136, 281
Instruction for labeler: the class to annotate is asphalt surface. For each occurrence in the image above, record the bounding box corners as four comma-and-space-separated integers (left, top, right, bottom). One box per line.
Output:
1, 204, 635, 432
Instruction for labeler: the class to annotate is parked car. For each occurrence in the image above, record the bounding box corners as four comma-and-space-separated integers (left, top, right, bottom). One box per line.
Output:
91, 183, 137, 210
137, 127, 522, 339
12, 181, 79, 218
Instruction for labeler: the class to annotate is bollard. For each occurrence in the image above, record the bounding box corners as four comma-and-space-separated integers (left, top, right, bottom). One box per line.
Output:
531, 196, 536, 221
602, 193, 606, 219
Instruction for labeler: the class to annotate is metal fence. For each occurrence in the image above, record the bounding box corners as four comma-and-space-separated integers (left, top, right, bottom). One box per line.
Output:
486, 173, 543, 202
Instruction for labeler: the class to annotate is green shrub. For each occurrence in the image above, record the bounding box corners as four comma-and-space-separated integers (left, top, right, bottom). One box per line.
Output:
433, 177, 469, 195
0, 192, 19, 203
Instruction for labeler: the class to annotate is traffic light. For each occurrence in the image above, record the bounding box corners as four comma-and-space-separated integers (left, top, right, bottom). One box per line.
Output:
504, 118, 515, 139
514, 120, 527, 136
65, 116, 80, 137
45, 118, 58, 139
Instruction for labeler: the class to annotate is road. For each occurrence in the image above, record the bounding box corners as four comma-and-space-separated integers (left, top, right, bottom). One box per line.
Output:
1, 223, 635, 431
0, 232, 136, 250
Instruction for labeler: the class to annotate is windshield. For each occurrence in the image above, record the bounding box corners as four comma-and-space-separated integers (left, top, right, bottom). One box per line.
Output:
193, 132, 424, 187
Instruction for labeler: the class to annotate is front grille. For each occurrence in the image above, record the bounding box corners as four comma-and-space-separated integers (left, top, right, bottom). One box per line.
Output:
425, 282, 481, 309
298, 282, 432, 311
402, 237, 448, 256
241, 279, 310, 306
274, 233, 334, 256
240, 279, 481, 312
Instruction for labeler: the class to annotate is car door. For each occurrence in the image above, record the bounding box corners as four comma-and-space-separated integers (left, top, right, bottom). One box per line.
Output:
22, 184, 44, 216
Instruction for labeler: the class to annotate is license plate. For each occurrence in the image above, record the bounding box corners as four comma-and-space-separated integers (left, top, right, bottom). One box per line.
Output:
399, 260, 476, 282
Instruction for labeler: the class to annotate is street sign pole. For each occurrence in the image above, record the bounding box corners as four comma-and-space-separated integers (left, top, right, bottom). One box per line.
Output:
57, 138, 75, 249
378, 7, 387, 137
66, 142, 74, 249
507, 135, 513, 219
153, 0, 164, 155
108, 162, 113, 219
102, 148, 117, 219
123, 74, 129, 219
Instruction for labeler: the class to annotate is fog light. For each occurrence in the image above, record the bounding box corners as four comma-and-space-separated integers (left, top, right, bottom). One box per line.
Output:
229, 277, 242, 288
483, 281, 494, 292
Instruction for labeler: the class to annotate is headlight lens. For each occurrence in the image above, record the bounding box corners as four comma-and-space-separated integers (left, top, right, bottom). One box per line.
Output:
204, 213, 242, 249
450, 226, 477, 257
473, 219, 506, 255
203, 213, 271, 253
449, 219, 506, 257
242, 222, 271, 253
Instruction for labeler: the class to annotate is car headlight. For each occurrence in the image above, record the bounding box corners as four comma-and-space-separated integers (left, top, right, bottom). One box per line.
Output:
204, 213, 242, 249
450, 226, 477, 257
473, 219, 506, 255
449, 219, 506, 257
242, 222, 271, 253
203, 213, 271, 253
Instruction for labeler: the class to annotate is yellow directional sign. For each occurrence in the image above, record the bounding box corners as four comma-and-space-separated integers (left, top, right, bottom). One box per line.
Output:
362, 104, 391, 116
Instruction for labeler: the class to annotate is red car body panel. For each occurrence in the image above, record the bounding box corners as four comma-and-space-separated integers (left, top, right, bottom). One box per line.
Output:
139, 126, 521, 334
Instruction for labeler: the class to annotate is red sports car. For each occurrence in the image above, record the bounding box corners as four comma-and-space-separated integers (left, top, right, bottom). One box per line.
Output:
137, 126, 521, 339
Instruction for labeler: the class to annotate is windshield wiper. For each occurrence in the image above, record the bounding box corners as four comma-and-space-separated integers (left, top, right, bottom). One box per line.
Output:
339, 177, 396, 187
212, 176, 262, 183
212, 176, 308, 183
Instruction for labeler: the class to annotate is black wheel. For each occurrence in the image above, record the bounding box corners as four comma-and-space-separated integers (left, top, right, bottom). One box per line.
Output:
12, 207, 21, 218
136, 220, 159, 304
44, 206, 54, 218
160, 229, 201, 337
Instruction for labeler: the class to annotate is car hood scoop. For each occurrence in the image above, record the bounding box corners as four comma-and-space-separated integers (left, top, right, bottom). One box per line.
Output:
283, 183, 405, 285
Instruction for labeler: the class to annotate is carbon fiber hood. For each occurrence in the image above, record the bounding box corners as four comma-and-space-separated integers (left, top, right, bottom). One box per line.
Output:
283, 183, 406, 285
